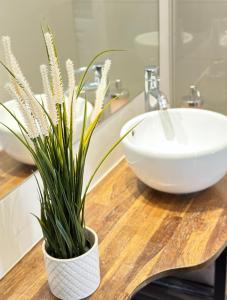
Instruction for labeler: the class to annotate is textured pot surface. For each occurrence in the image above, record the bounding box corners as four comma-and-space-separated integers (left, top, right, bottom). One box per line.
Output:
42, 227, 100, 300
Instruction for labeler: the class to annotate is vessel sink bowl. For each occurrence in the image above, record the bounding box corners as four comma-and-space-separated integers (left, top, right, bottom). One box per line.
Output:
0, 95, 93, 165
121, 108, 227, 194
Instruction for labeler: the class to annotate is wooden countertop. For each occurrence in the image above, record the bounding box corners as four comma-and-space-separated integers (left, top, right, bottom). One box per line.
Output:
0, 151, 34, 199
0, 160, 226, 299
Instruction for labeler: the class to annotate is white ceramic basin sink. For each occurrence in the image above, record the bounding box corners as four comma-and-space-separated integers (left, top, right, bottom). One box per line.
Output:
121, 108, 227, 194
0, 95, 93, 165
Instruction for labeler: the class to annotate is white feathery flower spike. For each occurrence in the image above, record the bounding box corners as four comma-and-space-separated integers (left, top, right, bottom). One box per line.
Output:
19, 86, 49, 137
66, 59, 75, 117
91, 59, 111, 121
2, 36, 32, 93
11, 66, 50, 137
2, 35, 50, 137
20, 86, 49, 137
44, 32, 64, 104
40, 64, 58, 126
5, 83, 40, 139
2, 36, 11, 69
66, 59, 75, 93
34, 100, 49, 136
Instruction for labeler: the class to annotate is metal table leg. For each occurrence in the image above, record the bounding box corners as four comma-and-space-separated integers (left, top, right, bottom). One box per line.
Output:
214, 247, 227, 300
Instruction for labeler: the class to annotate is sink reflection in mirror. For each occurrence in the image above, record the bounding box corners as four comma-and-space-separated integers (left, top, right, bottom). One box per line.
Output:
0, 95, 92, 165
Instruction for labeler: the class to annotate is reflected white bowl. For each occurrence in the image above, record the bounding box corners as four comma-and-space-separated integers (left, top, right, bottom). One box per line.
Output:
0, 94, 93, 165
134, 31, 159, 65
121, 108, 227, 194
134, 31, 193, 65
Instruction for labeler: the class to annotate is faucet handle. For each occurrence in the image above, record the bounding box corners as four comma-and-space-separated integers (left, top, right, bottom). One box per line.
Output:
190, 85, 200, 99
91, 63, 104, 83
182, 85, 204, 108
74, 62, 105, 91
145, 66, 160, 80
145, 65, 160, 89
145, 65, 159, 75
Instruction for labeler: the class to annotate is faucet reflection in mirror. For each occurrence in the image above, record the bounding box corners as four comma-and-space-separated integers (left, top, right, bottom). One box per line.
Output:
0, 30, 135, 299
75, 62, 129, 119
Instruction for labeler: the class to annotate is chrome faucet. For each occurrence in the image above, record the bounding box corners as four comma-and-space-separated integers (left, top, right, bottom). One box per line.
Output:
75, 63, 105, 92
144, 66, 169, 111
75, 62, 111, 119
182, 85, 204, 108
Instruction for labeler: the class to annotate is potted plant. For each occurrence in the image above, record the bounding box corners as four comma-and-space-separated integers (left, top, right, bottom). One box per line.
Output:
0, 30, 136, 299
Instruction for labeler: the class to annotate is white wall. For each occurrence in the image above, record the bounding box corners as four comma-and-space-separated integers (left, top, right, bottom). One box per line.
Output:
0, 0, 76, 102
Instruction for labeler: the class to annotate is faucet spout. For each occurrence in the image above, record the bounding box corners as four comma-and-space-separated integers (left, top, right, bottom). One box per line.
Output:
157, 93, 169, 110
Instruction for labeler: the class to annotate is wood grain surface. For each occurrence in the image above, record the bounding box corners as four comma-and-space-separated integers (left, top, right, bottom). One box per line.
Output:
0, 151, 34, 199
0, 160, 226, 300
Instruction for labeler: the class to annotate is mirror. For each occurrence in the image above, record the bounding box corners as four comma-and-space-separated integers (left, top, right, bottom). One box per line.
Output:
171, 0, 227, 114
0, 0, 159, 198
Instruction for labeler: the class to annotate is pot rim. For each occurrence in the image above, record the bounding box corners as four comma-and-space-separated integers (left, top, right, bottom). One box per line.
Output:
42, 226, 98, 262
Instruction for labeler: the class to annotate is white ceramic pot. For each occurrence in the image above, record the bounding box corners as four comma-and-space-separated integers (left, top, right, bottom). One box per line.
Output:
42, 227, 100, 300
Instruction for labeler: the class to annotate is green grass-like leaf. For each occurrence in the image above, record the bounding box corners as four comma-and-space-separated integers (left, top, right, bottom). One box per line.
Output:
0, 29, 135, 259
